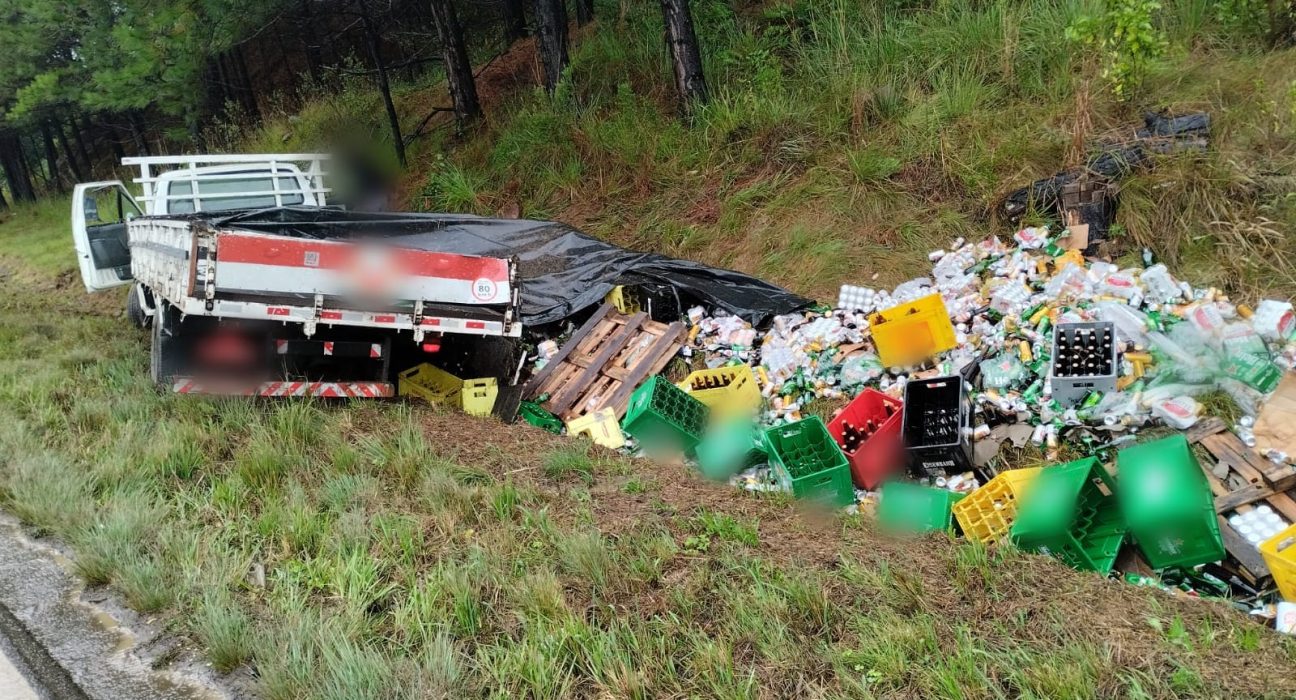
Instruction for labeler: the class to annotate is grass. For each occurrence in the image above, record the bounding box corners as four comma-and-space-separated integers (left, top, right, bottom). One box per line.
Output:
3, 1, 1296, 697
372, 0, 1296, 306
6, 220, 1293, 699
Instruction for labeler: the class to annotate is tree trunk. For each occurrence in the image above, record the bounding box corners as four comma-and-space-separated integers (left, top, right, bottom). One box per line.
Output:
71, 113, 95, 176
107, 117, 127, 163
430, 0, 483, 127
39, 119, 63, 191
0, 130, 37, 203
0, 185, 8, 211
18, 136, 43, 192
573, 0, 592, 25
358, 0, 407, 166
212, 53, 232, 111
54, 116, 86, 181
299, 0, 323, 81
502, 0, 527, 42
533, 0, 569, 93
128, 111, 151, 156
659, 0, 708, 117
234, 48, 262, 120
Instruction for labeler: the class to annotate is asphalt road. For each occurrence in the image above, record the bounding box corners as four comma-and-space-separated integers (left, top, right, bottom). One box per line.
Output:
0, 515, 223, 700
0, 598, 83, 700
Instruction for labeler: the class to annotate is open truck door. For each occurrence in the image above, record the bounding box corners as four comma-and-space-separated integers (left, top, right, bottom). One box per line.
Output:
72, 181, 143, 292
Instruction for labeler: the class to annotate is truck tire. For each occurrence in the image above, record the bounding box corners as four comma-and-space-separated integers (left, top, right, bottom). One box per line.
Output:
126, 284, 152, 329
150, 302, 183, 387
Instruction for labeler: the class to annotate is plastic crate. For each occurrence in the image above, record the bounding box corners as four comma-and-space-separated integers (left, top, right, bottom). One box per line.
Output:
1116, 434, 1225, 570
1010, 457, 1128, 573
878, 481, 966, 534
605, 285, 642, 314
763, 417, 856, 507
1260, 524, 1296, 601
519, 401, 564, 434
677, 365, 762, 422
902, 375, 973, 480
1050, 322, 1117, 406
868, 293, 956, 367
398, 363, 462, 405
621, 375, 710, 456
566, 408, 626, 449
694, 420, 767, 482
462, 378, 498, 417
952, 467, 1043, 543
828, 388, 904, 490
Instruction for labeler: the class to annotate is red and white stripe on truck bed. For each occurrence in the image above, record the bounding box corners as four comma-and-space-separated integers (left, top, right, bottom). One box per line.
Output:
173, 378, 394, 397
214, 231, 511, 305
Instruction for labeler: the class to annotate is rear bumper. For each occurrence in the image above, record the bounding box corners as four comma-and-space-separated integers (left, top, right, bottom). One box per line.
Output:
172, 378, 394, 397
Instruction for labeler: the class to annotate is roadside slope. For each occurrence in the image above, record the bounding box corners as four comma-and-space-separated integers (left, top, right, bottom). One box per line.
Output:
2, 204, 1295, 698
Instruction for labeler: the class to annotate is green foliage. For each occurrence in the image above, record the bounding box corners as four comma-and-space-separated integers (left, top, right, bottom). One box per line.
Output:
1067, 0, 1169, 100
1212, 0, 1270, 35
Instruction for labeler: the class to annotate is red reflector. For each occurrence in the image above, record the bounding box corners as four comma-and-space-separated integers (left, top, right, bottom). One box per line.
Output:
374, 314, 396, 324
421, 342, 442, 353
267, 307, 289, 316
421, 318, 441, 326
321, 311, 343, 320
466, 321, 486, 330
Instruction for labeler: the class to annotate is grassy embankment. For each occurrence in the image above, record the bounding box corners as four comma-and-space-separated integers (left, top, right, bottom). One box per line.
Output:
4, 200, 1296, 696
3, 1, 1296, 697
244, 0, 1296, 303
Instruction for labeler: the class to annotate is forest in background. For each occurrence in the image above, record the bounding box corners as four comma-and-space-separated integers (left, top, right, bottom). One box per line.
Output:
0, 0, 713, 202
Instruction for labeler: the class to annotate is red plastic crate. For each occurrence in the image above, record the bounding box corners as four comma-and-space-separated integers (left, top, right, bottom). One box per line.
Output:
827, 389, 904, 489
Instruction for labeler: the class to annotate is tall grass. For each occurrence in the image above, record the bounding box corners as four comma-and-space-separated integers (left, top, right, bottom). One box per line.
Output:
399, 0, 1296, 302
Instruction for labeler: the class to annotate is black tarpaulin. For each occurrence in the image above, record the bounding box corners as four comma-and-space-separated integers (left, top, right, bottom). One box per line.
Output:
1000, 111, 1210, 231
199, 207, 811, 326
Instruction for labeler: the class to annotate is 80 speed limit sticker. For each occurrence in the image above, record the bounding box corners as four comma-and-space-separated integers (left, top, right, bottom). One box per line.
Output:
472, 278, 498, 301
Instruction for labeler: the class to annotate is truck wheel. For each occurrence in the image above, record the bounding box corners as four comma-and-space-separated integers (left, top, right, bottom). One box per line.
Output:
150, 302, 183, 387
126, 284, 152, 329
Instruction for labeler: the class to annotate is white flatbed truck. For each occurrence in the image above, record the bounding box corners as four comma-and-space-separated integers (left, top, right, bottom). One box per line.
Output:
71, 154, 521, 398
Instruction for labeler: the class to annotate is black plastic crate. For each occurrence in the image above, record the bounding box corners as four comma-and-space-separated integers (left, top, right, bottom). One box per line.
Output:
902, 375, 974, 480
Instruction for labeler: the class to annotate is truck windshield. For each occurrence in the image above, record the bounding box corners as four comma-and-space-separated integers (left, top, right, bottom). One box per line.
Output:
167, 173, 305, 213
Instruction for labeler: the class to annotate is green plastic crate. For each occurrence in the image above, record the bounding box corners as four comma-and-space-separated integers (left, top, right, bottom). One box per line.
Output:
694, 420, 767, 482
878, 481, 966, 534
622, 375, 710, 456
1011, 457, 1128, 573
1116, 435, 1224, 570
763, 417, 855, 507
519, 401, 564, 434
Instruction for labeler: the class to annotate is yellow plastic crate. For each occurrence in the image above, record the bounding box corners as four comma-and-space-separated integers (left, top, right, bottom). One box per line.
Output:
1261, 524, 1296, 601
566, 408, 626, 449
868, 293, 957, 367
952, 467, 1043, 543
398, 363, 462, 405
605, 285, 642, 314
677, 365, 762, 421
462, 378, 499, 417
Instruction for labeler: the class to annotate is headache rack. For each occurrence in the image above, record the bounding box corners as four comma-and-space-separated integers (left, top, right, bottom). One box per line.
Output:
122, 153, 331, 213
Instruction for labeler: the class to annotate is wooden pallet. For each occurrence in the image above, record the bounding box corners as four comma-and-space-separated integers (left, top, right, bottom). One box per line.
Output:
524, 304, 685, 421
1188, 417, 1296, 584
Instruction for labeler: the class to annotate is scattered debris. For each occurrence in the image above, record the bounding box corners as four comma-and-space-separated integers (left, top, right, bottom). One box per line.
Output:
393, 150, 1296, 627
1001, 111, 1212, 245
